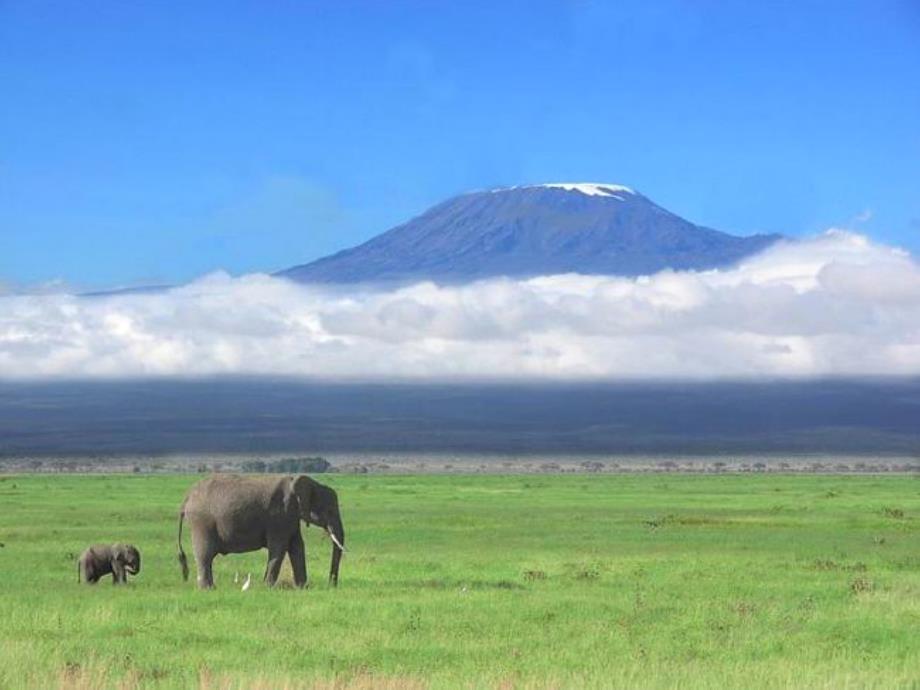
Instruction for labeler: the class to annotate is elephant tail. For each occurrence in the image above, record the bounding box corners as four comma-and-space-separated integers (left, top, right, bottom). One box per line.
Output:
177, 506, 189, 582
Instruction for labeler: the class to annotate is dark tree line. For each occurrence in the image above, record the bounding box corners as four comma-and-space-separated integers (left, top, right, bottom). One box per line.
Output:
239, 457, 332, 474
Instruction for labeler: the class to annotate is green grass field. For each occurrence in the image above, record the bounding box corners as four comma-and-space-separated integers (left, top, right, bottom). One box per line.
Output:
1, 473, 920, 689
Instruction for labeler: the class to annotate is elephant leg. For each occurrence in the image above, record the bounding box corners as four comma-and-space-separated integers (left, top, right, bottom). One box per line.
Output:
191, 525, 217, 589
263, 538, 287, 587
83, 562, 98, 584
289, 532, 307, 589
195, 551, 216, 589
112, 561, 126, 585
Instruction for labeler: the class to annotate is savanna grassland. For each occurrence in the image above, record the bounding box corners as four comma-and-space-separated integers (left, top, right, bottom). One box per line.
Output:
1, 473, 919, 689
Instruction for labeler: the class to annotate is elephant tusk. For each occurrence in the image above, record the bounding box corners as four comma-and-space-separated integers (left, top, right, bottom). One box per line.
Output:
327, 529, 346, 553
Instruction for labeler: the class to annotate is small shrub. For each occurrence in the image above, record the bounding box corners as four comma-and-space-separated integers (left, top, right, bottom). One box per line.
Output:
573, 564, 601, 581
62, 660, 82, 678
811, 559, 866, 572
463, 580, 524, 591
850, 577, 874, 594
419, 579, 447, 589
798, 595, 816, 612
644, 514, 676, 529
404, 610, 422, 633
732, 600, 755, 618
882, 507, 905, 519
140, 667, 170, 681
523, 569, 547, 582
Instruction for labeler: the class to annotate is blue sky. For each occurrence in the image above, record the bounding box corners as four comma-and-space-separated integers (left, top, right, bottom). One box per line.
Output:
1, 1, 918, 289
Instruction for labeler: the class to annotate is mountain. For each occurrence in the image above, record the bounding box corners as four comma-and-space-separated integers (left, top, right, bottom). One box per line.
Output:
278, 183, 782, 284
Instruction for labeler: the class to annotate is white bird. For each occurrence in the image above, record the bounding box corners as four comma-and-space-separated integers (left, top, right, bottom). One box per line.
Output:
241, 573, 252, 591
233, 572, 240, 584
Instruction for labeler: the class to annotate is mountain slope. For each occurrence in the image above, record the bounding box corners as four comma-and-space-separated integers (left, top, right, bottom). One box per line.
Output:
278, 183, 782, 284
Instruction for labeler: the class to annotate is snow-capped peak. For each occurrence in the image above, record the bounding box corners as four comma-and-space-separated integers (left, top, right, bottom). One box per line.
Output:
540, 183, 635, 197
491, 183, 636, 198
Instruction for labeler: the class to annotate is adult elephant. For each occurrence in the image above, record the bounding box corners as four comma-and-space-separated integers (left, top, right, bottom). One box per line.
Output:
177, 474, 345, 589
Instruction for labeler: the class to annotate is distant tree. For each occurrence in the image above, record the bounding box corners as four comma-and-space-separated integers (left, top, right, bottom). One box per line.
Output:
241, 460, 267, 473
273, 457, 331, 474
240, 457, 331, 474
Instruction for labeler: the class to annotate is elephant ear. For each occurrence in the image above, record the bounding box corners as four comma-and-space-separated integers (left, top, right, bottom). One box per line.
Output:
289, 475, 314, 521
111, 544, 126, 564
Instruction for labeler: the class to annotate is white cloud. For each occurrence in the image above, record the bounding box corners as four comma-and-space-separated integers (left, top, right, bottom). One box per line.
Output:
1, 231, 918, 380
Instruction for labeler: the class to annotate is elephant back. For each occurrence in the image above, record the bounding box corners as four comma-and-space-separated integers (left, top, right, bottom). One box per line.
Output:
184, 475, 297, 546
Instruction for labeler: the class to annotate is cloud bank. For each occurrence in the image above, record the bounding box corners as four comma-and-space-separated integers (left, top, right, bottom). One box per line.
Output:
1, 231, 918, 380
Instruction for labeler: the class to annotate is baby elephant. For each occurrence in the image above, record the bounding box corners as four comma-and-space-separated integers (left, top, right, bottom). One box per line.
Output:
77, 544, 141, 585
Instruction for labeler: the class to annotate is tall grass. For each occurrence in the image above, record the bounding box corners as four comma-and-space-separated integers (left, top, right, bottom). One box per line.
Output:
1, 473, 919, 688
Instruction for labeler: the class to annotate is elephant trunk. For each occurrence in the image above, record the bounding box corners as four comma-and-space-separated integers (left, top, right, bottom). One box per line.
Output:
328, 516, 345, 587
